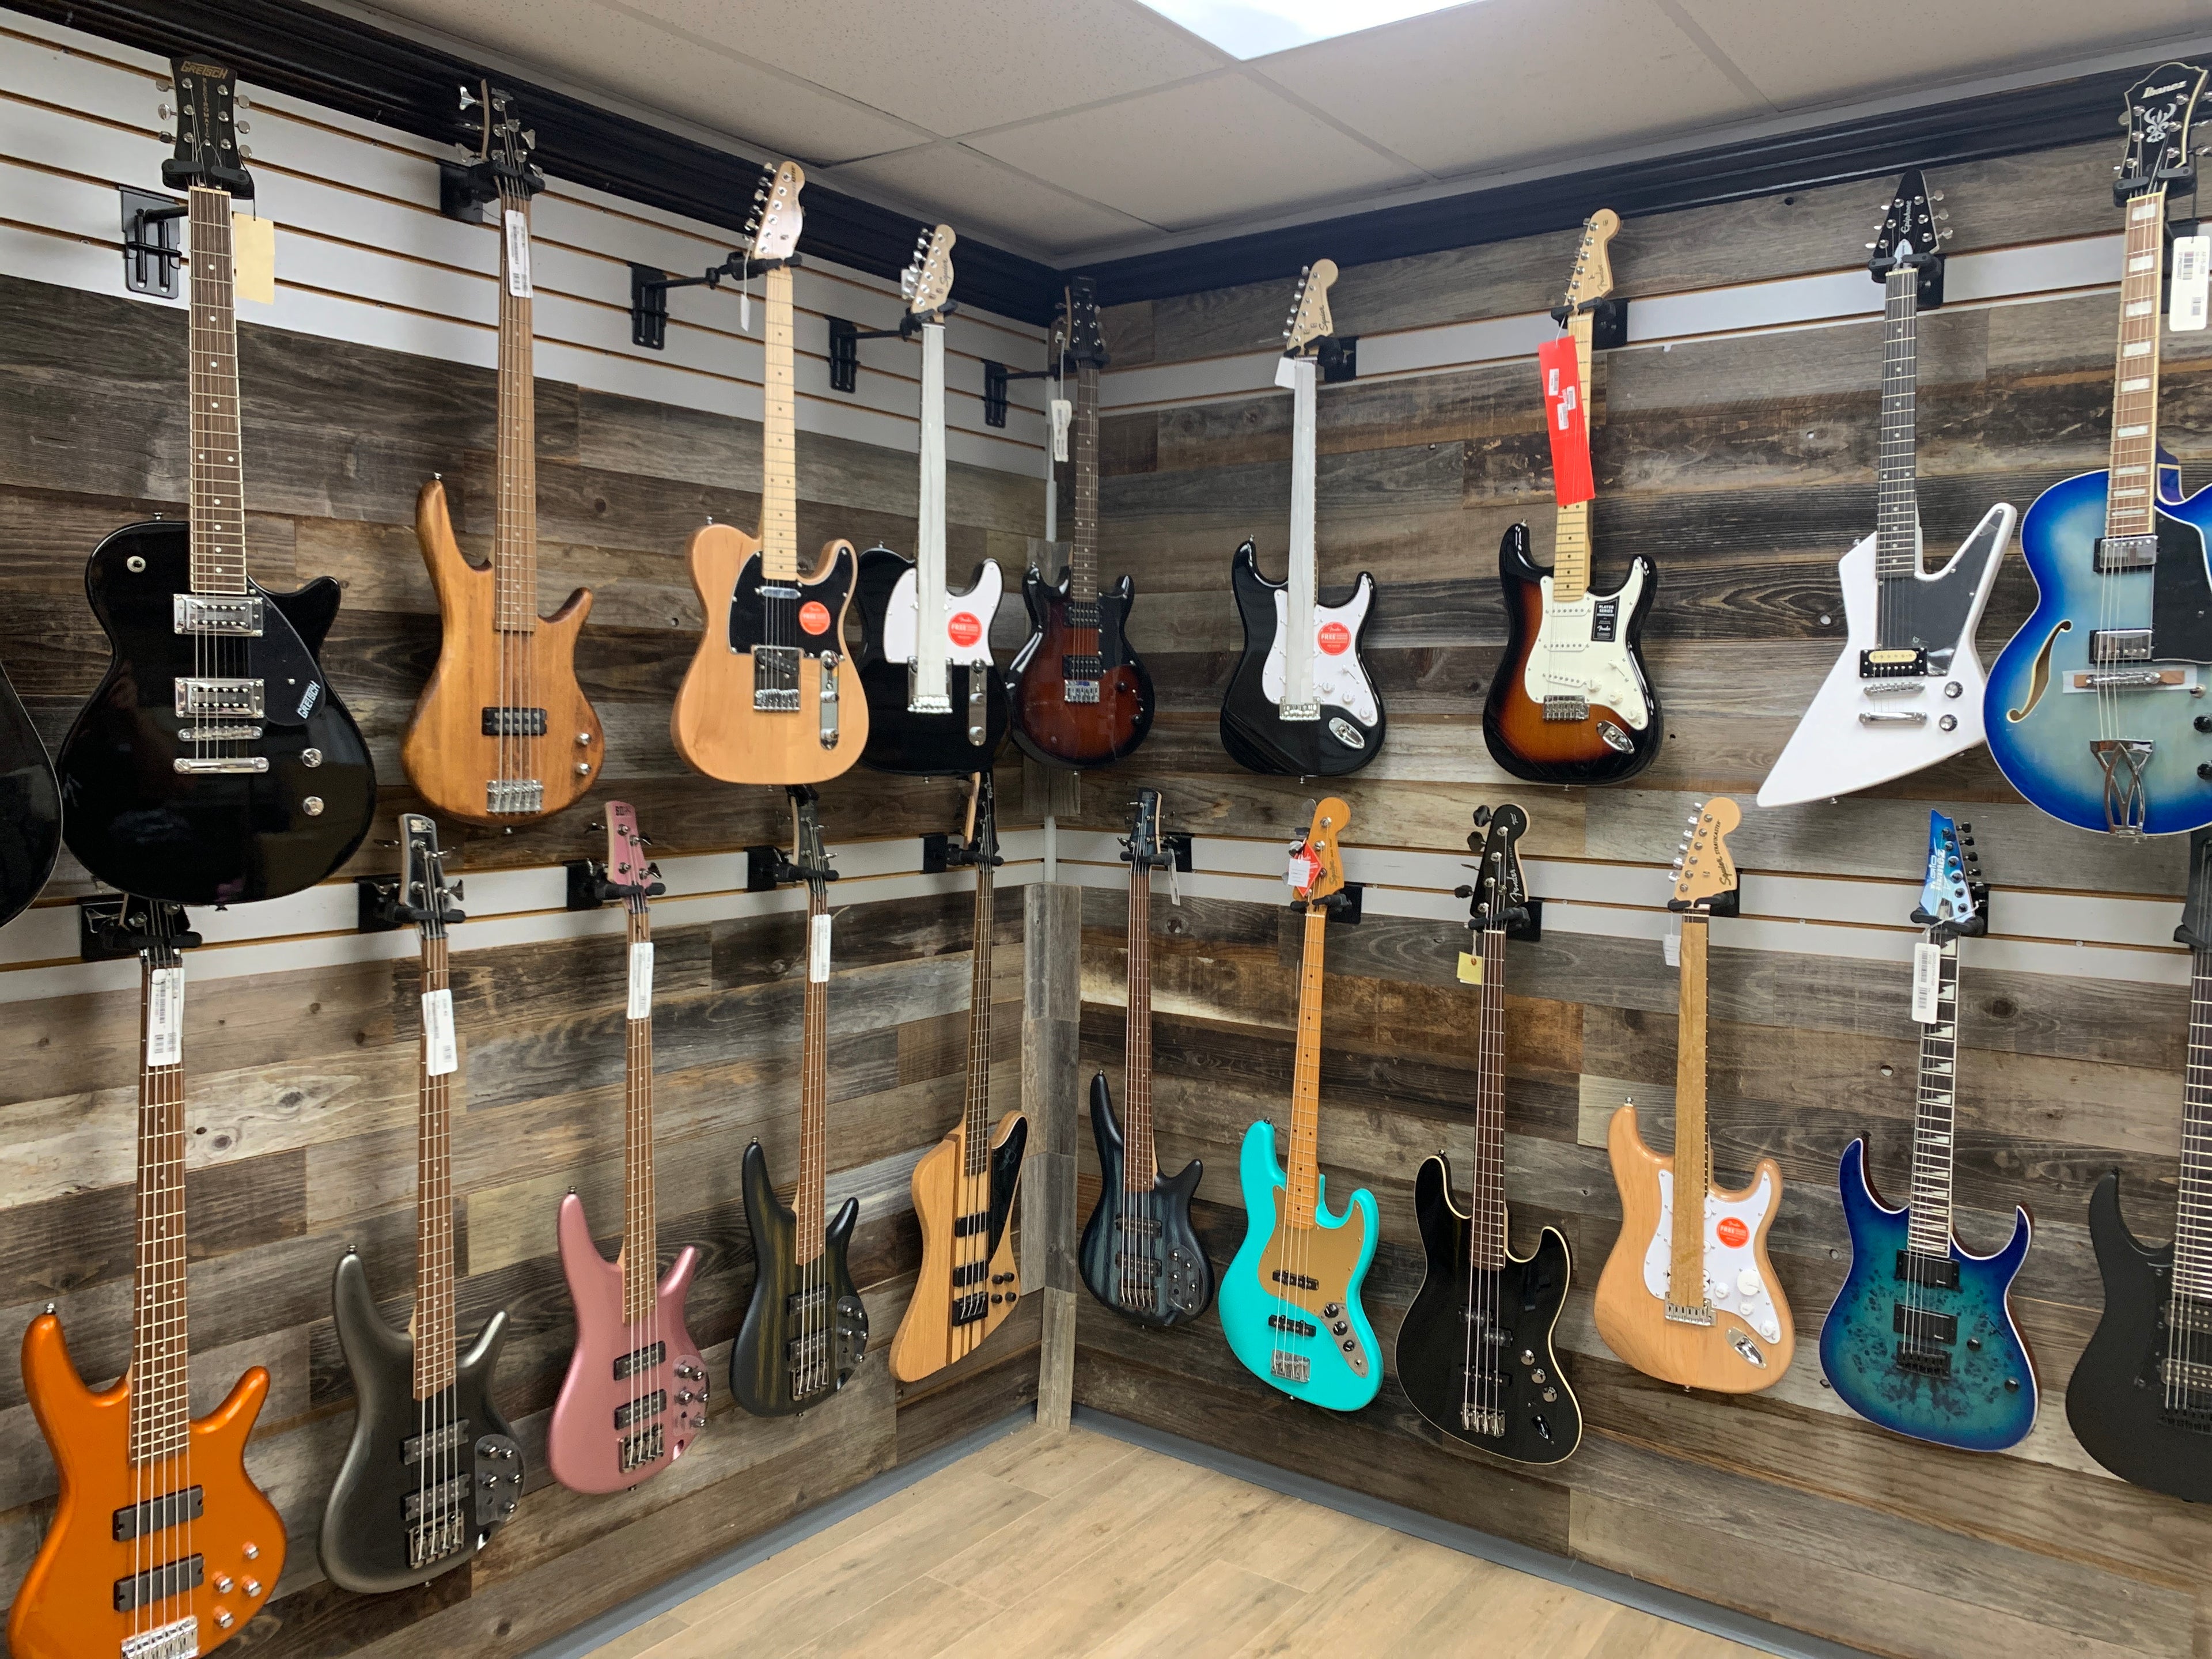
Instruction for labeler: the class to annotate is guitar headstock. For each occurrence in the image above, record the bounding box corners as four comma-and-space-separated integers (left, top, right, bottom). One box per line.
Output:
1668, 798, 1742, 914
945, 771, 1003, 872
2117, 62, 2208, 203
1124, 787, 1166, 871
1282, 260, 1338, 357
397, 813, 466, 940
1463, 804, 1531, 931
1293, 797, 1350, 907
902, 224, 957, 321
160, 57, 253, 199
601, 800, 662, 914
777, 785, 835, 900
101, 897, 200, 971
459, 81, 542, 204
748, 160, 805, 263
2180, 825, 2212, 952
1067, 276, 1109, 369
1562, 210, 1619, 309
1910, 811, 1986, 941
1869, 169, 1947, 276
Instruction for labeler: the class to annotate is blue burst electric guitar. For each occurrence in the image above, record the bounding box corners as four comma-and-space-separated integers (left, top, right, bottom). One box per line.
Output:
1819, 812, 2037, 1450
1984, 63, 2212, 836
1219, 797, 1381, 1410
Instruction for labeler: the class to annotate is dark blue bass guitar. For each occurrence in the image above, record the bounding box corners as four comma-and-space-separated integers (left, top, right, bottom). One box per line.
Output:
1818, 812, 2037, 1450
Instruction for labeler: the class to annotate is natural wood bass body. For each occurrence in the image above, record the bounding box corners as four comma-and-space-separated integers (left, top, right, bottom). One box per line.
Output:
889, 1108, 1027, 1382
403, 479, 603, 826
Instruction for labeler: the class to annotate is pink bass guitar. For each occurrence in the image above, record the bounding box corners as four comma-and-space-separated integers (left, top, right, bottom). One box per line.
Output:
547, 804, 709, 1492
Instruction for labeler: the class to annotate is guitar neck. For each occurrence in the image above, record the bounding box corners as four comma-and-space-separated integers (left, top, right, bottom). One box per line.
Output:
759, 263, 799, 582
1874, 267, 1922, 607
2177, 947, 2212, 1297
796, 882, 830, 1264
1070, 361, 1101, 606
129, 950, 191, 1465
493, 188, 539, 634
187, 185, 247, 597
1550, 310, 1596, 605
961, 854, 995, 1175
2108, 184, 2169, 543
414, 935, 457, 1399
622, 901, 657, 1321
1468, 923, 1509, 1272
1285, 906, 1330, 1228
1122, 859, 1154, 1186
1281, 355, 1320, 714
1668, 914, 1713, 1311
1906, 937, 1960, 1256
912, 320, 951, 708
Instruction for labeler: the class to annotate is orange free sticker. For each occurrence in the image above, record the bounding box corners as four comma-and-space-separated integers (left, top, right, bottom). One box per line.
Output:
798, 600, 831, 635
1715, 1217, 1749, 1248
1317, 620, 1351, 656
948, 612, 982, 647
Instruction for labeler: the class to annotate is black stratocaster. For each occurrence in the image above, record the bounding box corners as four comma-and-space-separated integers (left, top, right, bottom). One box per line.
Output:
0, 661, 59, 929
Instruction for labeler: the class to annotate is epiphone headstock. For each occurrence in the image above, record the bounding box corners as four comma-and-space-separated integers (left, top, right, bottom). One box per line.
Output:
2117, 61, 2208, 203
1668, 797, 1742, 914
1066, 276, 1109, 369
1911, 810, 1986, 942
397, 813, 466, 938
160, 57, 253, 199
1461, 804, 1532, 931
459, 81, 542, 203
1868, 169, 1949, 276
749, 160, 805, 264
1562, 210, 1618, 309
1293, 796, 1350, 906
1282, 260, 1338, 357
902, 224, 957, 320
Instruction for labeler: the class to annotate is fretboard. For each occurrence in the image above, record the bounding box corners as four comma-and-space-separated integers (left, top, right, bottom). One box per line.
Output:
1281, 355, 1319, 714
187, 185, 247, 597
912, 321, 951, 710
1468, 923, 1509, 1272
961, 854, 995, 1177
1874, 266, 1922, 596
1285, 906, 1330, 1228
1120, 855, 1155, 1189
2108, 186, 2169, 543
760, 263, 799, 582
1669, 914, 1714, 1312
1906, 937, 1960, 1257
493, 188, 539, 633
1070, 361, 1101, 605
1550, 310, 1596, 605
622, 902, 658, 1322
2179, 949, 2212, 1296
414, 936, 457, 1400
129, 955, 191, 1465
796, 883, 830, 1264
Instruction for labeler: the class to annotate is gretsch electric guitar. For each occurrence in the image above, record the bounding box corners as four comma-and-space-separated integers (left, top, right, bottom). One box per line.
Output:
1009, 278, 1154, 768
1594, 797, 1795, 1390
889, 774, 1028, 1380
403, 86, 604, 826
1219, 262, 1384, 777
732, 786, 870, 1414
1820, 813, 2035, 1450
857, 226, 1010, 777
56, 59, 374, 904
1219, 798, 1382, 1409
671, 161, 868, 786
2067, 824, 2212, 1499
0, 657, 60, 929
320, 816, 523, 1592
1078, 787, 1213, 1327
1984, 63, 2212, 835
548, 804, 709, 1491
1761, 173, 2014, 809
1483, 210, 1659, 786
10, 902, 283, 1659
1396, 805, 1581, 1463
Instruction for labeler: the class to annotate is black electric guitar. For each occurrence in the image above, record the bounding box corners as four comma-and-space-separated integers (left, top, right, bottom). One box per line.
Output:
56, 58, 374, 906
1078, 788, 1213, 1327
0, 661, 59, 929
1395, 805, 1582, 1463
320, 816, 521, 1593
2067, 824, 2212, 1500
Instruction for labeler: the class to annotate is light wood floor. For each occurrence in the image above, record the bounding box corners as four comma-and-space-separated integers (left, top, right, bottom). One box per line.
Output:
588, 1425, 1767, 1659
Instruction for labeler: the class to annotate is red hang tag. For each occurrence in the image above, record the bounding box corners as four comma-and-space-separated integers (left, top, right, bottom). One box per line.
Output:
1537, 333, 1594, 507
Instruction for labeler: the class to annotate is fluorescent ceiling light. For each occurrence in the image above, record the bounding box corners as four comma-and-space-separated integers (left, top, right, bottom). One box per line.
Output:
1134, 0, 1472, 59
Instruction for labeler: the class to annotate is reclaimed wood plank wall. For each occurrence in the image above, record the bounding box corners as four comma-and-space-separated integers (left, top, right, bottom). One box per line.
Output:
1067, 136, 2212, 1658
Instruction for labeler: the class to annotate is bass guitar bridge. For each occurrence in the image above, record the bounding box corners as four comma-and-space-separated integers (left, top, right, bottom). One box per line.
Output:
121, 1616, 199, 1659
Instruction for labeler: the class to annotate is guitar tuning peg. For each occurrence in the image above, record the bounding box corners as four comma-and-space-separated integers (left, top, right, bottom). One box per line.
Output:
522, 128, 537, 147
237, 121, 251, 135
236, 93, 252, 110
238, 145, 252, 160
1865, 242, 1878, 250
1931, 191, 1944, 202
155, 76, 173, 93
459, 84, 479, 109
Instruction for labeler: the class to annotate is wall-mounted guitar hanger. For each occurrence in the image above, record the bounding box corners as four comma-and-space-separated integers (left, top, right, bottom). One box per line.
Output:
628, 251, 766, 350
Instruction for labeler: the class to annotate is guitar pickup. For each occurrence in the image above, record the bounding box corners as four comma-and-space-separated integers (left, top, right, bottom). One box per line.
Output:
1266, 1313, 1317, 1337
952, 1210, 991, 1238
1859, 647, 1927, 679
612, 1340, 666, 1380
113, 1556, 203, 1612
2095, 533, 2160, 571
1270, 1268, 1320, 1291
612, 1389, 667, 1430
1893, 1250, 1959, 1290
1892, 1304, 1957, 1345
2090, 628, 2153, 663
112, 1486, 203, 1540
784, 1286, 829, 1316
480, 706, 548, 736
952, 1260, 988, 1287
174, 677, 263, 718
402, 1419, 471, 1464
403, 1471, 471, 1522
173, 593, 262, 635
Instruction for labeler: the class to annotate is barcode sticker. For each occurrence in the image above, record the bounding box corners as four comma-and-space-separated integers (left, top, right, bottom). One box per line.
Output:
503, 210, 532, 298
1050, 398, 1073, 462
1662, 914, 1682, 968
230, 212, 275, 305
147, 967, 184, 1067
1456, 950, 1483, 986
2175, 235, 2210, 331
1911, 941, 1942, 1024
627, 942, 654, 1020
809, 913, 832, 983
422, 988, 459, 1076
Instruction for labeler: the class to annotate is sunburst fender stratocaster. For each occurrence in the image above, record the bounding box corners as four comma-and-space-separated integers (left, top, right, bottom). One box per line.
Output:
10, 902, 283, 1659
1595, 797, 1794, 1389
890, 774, 1027, 1380
1220, 798, 1381, 1409
1483, 210, 1658, 786
671, 161, 868, 786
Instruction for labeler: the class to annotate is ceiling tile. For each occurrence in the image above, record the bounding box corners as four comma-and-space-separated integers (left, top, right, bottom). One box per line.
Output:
1257, 0, 1758, 176
1672, 0, 2210, 108
824, 143, 1159, 257
968, 74, 1420, 231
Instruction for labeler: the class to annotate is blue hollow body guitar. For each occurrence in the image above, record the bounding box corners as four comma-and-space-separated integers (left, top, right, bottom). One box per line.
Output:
1220, 797, 1381, 1410
1984, 64, 2212, 836
1819, 812, 2037, 1450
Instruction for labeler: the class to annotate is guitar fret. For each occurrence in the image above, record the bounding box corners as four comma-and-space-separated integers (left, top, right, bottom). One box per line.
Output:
1873, 268, 1922, 596
2107, 186, 2168, 541
1071, 361, 1100, 605
493, 188, 540, 632
1907, 940, 1961, 1250
186, 188, 249, 596
1550, 312, 1596, 604
761, 263, 799, 582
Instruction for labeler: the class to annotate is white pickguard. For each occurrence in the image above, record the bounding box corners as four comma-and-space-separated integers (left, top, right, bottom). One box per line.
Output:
1519, 565, 1649, 726
1642, 1168, 1783, 1344
1260, 579, 1378, 726
882, 560, 1002, 668
1758, 505, 2014, 809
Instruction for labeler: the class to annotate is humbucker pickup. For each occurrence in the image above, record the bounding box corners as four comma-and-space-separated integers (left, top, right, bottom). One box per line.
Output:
487, 779, 544, 815
951, 1291, 990, 1325
1111, 1251, 1161, 1278
2161, 1355, 2212, 1395
402, 1472, 471, 1523
403, 1419, 471, 1465
1062, 653, 1102, 681
953, 1261, 988, 1287
1892, 1304, 1957, 1345
173, 593, 263, 635
1860, 647, 1927, 679
121, 1616, 199, 1659
1894, 1250, 1960, 1290
113, 1555, 202, 1612
480, 706, 548, 736
952, 1209, 991, 1238
785, 1286, 828, 1316
174, 677, 263, 718
612, 1390, 667, 1430
2090, 628, 2154, 664
2095, 533, 2160, 572
112, 1485, 203, 1541
613, 1340, 666, 1380
1115, 1214, 1162, 1237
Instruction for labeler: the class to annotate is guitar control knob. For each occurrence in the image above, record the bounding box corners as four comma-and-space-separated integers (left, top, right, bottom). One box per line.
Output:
214, 1575, 233, 1594
304, 796, 325, 815
243, 1580, 262, 1598
576, 761, 592, 775
578, 731, 592, 744
1938, 714, 1957, 732
1944, 681, 1962, 698
2196, 715, 2212, 733
1323, 1302, 1342, 1318
2197, 763, 2212, 781
243, 1543, 259, 1560
1520, 1349, 1535, 1365
1341, 1338, 1356, 1352
215, 1612, 234, 1631
1531, 1368, 1547, 1385
1543, 1387, 1558, 1402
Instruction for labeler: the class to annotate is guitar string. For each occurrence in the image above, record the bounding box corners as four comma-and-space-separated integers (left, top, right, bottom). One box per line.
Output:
2175, 847, 2210, 1418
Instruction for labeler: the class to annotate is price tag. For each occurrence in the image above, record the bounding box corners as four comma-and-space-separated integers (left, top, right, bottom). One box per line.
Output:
1662, 913, 1682, 968
2175, 234, 2210, 331
230, 212, 275, 304
1537, 333, 1594, 506
422, 988, 459, 1076
1456, 950, 1483, 986
1287, 849, 1319, 891
1050, 397, 1073, 462
627, 942, 654, 1020
147, 967, 184, 1067
809, 912, 832, 983
503, 210, 532, 298
1911, 941, 1942, 1024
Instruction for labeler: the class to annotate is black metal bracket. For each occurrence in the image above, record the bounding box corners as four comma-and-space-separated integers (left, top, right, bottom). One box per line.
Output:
355, 876, 406, 934
1669, 887, 1741, 920
565, 857, 666, 908
120, 188, 186, 298
745, 843, 784, 892
1163, 832, 1194, 873
1321, 883, 1363, 925
983, 357, 1060, 429
1549, 297, 1629, 351
438, 157, 502, 225
828, 311, 944, 393
1318, 336, 1357, 383
922, 830, 1002, 873
629, 252, 777, 350
77, 896, 203, 962
1506, 896, 1544, 943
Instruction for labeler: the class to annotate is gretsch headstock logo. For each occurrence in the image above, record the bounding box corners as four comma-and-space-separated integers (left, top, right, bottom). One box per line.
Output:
177, 60, 229, 78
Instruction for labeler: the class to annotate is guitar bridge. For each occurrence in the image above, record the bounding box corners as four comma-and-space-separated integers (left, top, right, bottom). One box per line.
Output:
818, 649, 840, 748
2092, 738, 2153, 835
1459, 1403, 1506, 1437
619, 1423, 665, 1471
967, 661, 987, 745
172, 755, 269, 774
487, 779, 544, 815
1664, 1300, 1715, 1326
1278, 699, 1320, 721
1541, 694, 1589, 722
1269, 1353, 1310, 1383
121, 1616, 198, 1659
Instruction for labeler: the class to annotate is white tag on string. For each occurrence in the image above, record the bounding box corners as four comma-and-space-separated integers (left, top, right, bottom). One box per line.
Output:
1166, 848, 1183, 908
503, 210, 532, 298
230, 211, 275, 305
1662, 914, 1682, 968
809, 912, 832, 982
422, 988, 459, 1076
1050, 398, 1072, 461
1274, 355, 1299, 391
1911, 941, 1942, 1023
1287, 847, 1318, 891
627, 941, 654, 1020
2175, 234, 2210, 331
147, 967, 184, 1067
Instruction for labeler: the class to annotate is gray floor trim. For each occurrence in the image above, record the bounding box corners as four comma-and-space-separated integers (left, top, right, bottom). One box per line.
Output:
1071, 1406, 1875, 1659
522, 1408, 1034, 1659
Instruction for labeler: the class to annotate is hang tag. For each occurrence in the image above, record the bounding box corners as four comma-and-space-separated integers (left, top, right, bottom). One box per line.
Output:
422, 988, 459, 1076
809, 912, 832, 983
1274, 355, 1300, 392
1456, 950, 1483, 986
1050, 398, 1073, 462
1662, 913, 1683, 968
2175, 234, 2210, 331
147, 966, 184, 1067
230, 212, 275, 305
1911, 941, 1942, 1024
1537, 333, 1595, 506
739, 279, 751, 333
503, 210, 532, 298
1166, 852, 1183, 908
1287, 848, 1319, 891
627, 941, 654, 1020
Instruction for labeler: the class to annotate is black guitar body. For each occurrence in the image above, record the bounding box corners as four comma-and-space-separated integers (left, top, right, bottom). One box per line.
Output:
0, 660, 59, 929
1394, 1154, 1582, 1464
1077, 1071, 1213, 1328
731, 1139, 870, 1417
2066, 1170, 2212, 1501
1217, 540, 1383, 777
853, 545, 1008, 777
726, 537, 855, 657
56, 520, 376, 906
318, 1249, 521, 1594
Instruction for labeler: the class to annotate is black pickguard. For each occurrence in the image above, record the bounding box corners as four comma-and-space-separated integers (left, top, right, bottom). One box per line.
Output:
730, 1139, 869, 1418
55, 520, 376, 906
988, 1115, 1028, 1260
1394, 1154, 1581, 1464
318, 1249, 520, 1594
0, 658, 59, 930
727, 540, 855, 657
1217, 540, 1383, 777
2152, 507, 2212, 664
852, 546, 1009, 777
1874, 511, 2006, 660
2065, 1171, 2212, 1501
1077, 1072, 1214, 1328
